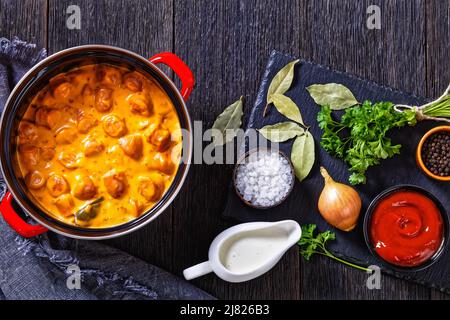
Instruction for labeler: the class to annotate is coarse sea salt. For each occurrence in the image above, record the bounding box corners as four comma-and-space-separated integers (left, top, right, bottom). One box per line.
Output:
235, 149, 294, 208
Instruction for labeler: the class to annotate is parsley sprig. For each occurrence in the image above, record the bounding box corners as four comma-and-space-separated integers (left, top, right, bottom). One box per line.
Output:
298, 224, 370, 272
317, 101, 417, 185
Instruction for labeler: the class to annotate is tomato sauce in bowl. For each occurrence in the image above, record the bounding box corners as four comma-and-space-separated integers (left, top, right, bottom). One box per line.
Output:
365, 186, 447, 269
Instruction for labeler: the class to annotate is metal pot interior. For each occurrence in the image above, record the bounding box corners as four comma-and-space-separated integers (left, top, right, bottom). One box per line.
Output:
0, 47, 191, 238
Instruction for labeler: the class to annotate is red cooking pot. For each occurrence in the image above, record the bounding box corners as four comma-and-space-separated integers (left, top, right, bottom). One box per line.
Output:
0, 45, 194, 239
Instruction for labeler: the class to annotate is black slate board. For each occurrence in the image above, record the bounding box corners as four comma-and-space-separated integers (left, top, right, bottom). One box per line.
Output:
223, 50, 450, 293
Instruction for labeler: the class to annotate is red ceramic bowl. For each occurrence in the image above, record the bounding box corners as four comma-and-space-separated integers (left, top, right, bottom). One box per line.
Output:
0, 45, 194, 239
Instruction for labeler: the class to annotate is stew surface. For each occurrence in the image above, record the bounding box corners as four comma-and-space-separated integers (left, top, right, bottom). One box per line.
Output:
15, 64, 182, 228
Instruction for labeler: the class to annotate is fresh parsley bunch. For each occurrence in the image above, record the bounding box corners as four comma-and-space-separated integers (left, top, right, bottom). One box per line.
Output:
317, 101, 417, 185
299, 224, 369, 271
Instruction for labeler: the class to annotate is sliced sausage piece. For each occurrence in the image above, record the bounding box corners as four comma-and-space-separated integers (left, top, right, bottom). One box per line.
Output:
103, 170, 127, 199
81, 84, 94, 96
137, 178, 161, 202
55, 194, 75, 216
46, 109, 63, 130
40, 92, 54, 108
18, 144, 40, 168
53, 82, 73, 99
18, 122, 39, 144
149, 128, 171, 151
128, 198, 144, 217
35, 107, 49, 127
144, 152, 175, 175
25, 171, 46, 190
126, 93, 152, 116
45, 106, 77, 131
77, 117, 97, 134
40, 146, 56, 161
57, 151, 80, 169
95, 88, 113, 112
46, 174, 70, 197
73, 175, 97, 200
77, 110, 97, 134
118, 134, 143, 159
97, 66, 122, 86
55, 126, 78, 145
83, 138, 104, 157
60, 106, 78, 123
123, 73, 142, 92
102, 114, 127, 138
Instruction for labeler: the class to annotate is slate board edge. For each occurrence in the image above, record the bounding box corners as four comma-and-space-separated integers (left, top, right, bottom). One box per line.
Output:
222, 50, 450, 295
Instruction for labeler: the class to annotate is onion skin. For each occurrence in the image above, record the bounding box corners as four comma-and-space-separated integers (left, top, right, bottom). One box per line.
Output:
318, 167, 362, 232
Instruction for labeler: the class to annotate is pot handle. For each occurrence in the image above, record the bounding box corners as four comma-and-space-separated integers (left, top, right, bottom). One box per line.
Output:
0, 192, 48, 238
149, 52, 195, 102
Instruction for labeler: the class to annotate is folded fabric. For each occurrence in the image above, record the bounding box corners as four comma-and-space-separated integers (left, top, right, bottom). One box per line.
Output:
0, 37, 213, 300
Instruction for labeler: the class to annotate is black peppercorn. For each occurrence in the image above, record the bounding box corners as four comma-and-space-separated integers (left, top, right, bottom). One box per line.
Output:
422, 131, 450, 177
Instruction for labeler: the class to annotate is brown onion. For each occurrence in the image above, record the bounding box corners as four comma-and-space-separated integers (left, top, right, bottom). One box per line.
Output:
318, 167, 362, 232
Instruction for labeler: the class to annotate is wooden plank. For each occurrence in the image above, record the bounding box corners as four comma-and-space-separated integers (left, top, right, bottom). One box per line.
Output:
172, 0, 302, 299
425, 0, 450, 97
299, 0, 427, 96
47, 0, 175, 271
0, 0, 47, 48
299, 0, 430, 300
426, 0, 450, 302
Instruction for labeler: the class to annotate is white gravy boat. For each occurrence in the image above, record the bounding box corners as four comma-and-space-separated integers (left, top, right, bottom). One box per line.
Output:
183, 220, 301, 283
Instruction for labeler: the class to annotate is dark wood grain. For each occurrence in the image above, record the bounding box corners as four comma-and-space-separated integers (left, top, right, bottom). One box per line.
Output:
426, 1, 450, 97
172, 0, 303, 300
426, 0, 450, 300
48, 0, 175, 271
0, 0, 47, 48
1, 0, 450, 300
298, 0, 427, 96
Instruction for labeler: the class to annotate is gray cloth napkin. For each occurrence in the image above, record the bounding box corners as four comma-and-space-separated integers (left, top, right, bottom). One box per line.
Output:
0, 37, 213, 300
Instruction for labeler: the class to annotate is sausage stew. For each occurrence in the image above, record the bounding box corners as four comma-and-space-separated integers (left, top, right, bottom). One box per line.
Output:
15, 64, 182, 228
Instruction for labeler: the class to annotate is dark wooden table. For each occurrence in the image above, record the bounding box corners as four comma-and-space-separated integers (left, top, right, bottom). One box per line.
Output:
1, 0, 449, 299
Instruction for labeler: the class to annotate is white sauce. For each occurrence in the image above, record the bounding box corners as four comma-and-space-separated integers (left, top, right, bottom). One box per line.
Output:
220, 227, 289, 274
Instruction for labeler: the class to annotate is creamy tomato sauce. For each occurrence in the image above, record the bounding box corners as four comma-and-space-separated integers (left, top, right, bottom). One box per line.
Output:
16, 64, 182, 228
369, 190, 444, 267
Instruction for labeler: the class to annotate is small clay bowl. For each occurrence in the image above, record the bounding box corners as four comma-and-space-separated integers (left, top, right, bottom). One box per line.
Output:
416, 126, 450, 182
233, 148, 295, 209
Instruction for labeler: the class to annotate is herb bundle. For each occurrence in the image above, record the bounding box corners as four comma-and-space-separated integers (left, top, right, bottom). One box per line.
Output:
318, 101, 417, 185
395, 83, 450, 123
309, 82, 450, 185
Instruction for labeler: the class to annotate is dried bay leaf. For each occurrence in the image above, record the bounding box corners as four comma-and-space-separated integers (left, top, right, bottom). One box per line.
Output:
211, 96, 244, 146
291, 132, 315, 181
264, 59, 300, 116
271, 94, 304, 124
258, 122, 304, 143
307, 83, 358, 110
75, 197, 104, 223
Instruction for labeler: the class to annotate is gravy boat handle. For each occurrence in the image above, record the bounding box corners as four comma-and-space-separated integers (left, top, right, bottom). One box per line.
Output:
183, 261, 213, 280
